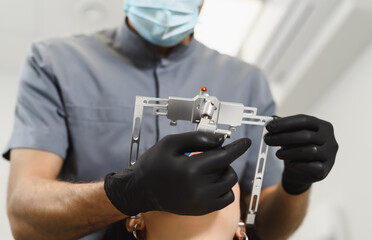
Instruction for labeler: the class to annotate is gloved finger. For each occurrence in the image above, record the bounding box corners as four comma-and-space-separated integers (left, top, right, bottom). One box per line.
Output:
185, 189, 235, 216
276, 145, 327, 162
205, 167, 238, 198
266, 114, 320, 133
162, 131, 225, 154
287, 161, 328, 181
203, 190, 235, 215
216, 189, 235, 208
264, 130, 323, 146
191, 138, 251, 172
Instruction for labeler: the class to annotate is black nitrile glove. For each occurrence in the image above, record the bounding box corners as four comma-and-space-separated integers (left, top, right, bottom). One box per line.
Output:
264, 114, 338, 195
104, 131, 251, 216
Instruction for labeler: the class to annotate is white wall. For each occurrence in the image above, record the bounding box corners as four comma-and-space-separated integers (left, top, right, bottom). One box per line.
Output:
288, 41, 372, 240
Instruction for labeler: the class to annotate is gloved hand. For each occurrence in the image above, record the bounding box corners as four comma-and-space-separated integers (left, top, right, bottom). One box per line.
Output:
104, 131, 251, 216
264, 114, 338, 195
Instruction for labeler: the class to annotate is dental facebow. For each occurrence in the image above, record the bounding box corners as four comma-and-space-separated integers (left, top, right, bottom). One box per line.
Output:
129, 87, 273, 226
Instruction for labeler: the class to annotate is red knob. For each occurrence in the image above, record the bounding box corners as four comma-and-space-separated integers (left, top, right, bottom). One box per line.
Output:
200, 86, 207, 92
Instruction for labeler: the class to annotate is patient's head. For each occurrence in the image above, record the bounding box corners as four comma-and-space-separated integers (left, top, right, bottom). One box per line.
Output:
127, 183, 241, 240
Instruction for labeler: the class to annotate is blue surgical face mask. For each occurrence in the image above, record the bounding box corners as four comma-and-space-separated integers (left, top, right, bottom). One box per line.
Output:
124, 0, 203, 47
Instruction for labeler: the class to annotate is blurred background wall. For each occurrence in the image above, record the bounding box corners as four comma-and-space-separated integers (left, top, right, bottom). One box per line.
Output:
1, 0, 371, 239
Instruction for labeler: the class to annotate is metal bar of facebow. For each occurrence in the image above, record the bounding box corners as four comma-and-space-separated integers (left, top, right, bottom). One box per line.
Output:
244, 119, 272, 225
235, 107, 273, 225
129, 96, 169, 166
129, 94, 274, 226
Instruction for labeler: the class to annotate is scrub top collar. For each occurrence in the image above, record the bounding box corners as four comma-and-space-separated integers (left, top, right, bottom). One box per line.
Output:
115, 18, 198, 68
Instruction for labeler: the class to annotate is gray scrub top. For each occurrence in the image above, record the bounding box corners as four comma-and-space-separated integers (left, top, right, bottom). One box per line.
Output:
3, 22, 283, 239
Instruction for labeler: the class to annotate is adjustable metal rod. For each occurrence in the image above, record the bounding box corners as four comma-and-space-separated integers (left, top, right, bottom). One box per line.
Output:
245, 122, 271, 225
